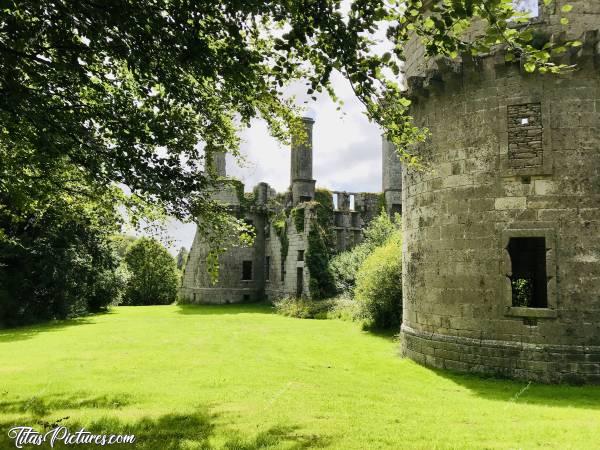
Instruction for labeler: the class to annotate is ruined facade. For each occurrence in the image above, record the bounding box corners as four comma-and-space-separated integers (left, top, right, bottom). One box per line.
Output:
180, 117, 400, 304
400, 0, 600, 383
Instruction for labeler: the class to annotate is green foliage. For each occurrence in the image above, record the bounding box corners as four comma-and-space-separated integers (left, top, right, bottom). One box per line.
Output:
123, 238, 179, 306
512, 278, 533, 307
111, 235, 138, 259
291, 207, 305, 232
313, 189, 335, 252
326, 295, 360, 322
272, 210, 289, 262
306, 224, 337, 300
329, 244, 373, 294
273, 296, 333, 320
300, 189, 337, 300
329, 211, 400, 295
0, 187, 124, 326
355, 232, 403, 330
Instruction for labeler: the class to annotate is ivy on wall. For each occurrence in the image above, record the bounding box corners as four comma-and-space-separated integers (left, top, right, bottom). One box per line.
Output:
272, 210, 289, 263
305, 189, 336, 299
291, 207, 305, 232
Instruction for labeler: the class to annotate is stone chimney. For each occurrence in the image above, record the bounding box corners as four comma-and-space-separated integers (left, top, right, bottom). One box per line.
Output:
290, 117, 316, 205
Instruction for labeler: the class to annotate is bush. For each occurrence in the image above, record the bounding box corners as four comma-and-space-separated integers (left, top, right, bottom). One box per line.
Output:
355, 231, 402, 329
326, 295, 360, 322
0, 195, 123, 327
329, 211, 399, 296
273, 297, 333, 320
123, 237, 179, 305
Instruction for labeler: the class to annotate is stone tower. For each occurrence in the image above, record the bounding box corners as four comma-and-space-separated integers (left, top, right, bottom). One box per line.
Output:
291, 117, 316, 205
400, 0, 600, 383
382, 136, 403, 215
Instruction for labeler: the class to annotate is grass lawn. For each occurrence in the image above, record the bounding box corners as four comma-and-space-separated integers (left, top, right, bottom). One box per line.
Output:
1, 304, 600, 449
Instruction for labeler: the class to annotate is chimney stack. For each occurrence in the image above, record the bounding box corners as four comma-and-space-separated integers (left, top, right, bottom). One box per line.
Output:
290, 117, 316, 205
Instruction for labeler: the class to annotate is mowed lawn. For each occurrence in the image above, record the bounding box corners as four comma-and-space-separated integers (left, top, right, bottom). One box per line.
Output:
1, 305, 600, 449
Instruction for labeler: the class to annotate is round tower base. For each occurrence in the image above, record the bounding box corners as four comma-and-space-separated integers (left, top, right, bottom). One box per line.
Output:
401, 325, 600, 384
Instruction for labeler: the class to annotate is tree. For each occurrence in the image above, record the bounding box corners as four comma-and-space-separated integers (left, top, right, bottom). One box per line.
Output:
123, 238, 179, 306
0, 1, 577, 222
1, 0, 578, 291
0, 170, 125, 326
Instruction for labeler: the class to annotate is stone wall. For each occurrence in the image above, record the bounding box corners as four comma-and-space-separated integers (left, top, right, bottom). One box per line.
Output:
264, 207, 311, 300
179, 209, 266, 304
400, 8, 600, 382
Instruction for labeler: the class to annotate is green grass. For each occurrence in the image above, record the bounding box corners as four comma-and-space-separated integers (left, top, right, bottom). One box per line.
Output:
1, 305, 600, 449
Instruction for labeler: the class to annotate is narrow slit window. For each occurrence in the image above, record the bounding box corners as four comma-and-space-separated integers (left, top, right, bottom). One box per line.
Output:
265, 256, 270, 281
507, 237, 547, 308
296, 267, 304, 297
297, 250, 304, 261
242, 260, 253, 281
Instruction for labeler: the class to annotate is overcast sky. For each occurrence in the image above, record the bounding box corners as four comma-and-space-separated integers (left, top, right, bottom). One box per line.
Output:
165, 71, 384, 252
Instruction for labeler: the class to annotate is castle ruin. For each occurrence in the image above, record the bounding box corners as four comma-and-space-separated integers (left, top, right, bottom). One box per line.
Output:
180, 117, 402, 303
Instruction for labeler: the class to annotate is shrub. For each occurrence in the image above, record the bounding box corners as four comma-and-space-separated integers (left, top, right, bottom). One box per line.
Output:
273, 297, 332, 320
354, 231, 402, 329
329, 243, 371, 293
326, 295, 360, 321
0, 194, 122, 327
123, 237, 179, 305
329, 211, 400, 296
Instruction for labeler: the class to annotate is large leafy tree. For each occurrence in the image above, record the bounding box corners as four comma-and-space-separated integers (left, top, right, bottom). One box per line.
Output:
123, 237, 179, 306
1, 1, 577, 222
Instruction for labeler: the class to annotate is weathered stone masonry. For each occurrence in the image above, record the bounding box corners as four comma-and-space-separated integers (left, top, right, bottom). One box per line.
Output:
401, 0, 600, 383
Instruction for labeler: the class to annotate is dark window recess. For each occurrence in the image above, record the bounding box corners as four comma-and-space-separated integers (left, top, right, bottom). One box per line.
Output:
243, 294, 250, 302
391, 203, 402, 215
281, 260, 285, 281
297, 250, 304, 261
508, 237, 547, 308
265, 256, 270, 281
296, 267, 304, 297
265, 222, 271, 238
242, 261, 253, 281
299, 195, 312, 203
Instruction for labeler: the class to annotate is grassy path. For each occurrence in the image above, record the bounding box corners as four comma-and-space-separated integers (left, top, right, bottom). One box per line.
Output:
0, 304, 599, 449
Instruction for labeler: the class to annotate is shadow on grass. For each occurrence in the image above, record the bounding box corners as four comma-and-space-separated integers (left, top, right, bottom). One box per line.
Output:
176, 303, 274, 316
427, 365, 600, 410
0, 405, 332, 449
360, 327, 400, 343
0, 392, 132, 417
0, 316, 98, 343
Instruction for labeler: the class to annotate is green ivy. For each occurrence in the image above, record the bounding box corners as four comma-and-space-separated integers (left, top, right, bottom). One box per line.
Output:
306, 218, 336, 300
272, 210, 289, 262
291, 207, 305, 232
377, 193, 386, 214
304, 190, 336, 299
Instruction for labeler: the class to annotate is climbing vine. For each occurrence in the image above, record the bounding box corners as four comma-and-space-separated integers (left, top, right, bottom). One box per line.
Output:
305, 189, 336, 299
272, 210, 289, 263
291, 207, 305, 233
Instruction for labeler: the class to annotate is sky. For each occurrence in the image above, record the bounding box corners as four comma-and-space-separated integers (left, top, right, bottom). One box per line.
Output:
165, 71, 384, 252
